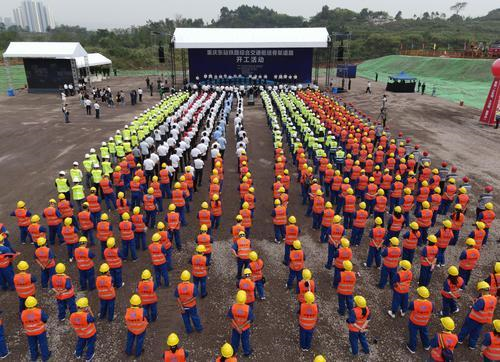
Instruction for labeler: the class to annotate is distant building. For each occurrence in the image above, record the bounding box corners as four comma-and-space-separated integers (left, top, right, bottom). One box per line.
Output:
12, 0, 55, 32
3, 17, 14, 27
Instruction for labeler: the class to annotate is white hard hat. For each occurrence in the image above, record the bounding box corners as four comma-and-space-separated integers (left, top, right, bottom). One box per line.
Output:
93, 164, 99, 168
90, 148, 96, 153
101, 141, 106, 146
73, 161, 79, 166
85, 153, 90, 158
59, 171, 66, 176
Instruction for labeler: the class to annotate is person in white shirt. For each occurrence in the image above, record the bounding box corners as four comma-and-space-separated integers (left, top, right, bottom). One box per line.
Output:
84, 98, 92, 115
210, 144, 220, 168
157, 143, 168, 166
197, 142, 208, 161
138, 87, 143, 102
169, 153, 180, 180
194, 158, 204, 188
143, 157, 155, 183
94, 102, 100, 119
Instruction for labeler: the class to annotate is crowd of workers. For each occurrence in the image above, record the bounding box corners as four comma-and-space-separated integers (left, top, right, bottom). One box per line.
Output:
0, 83, 497, 361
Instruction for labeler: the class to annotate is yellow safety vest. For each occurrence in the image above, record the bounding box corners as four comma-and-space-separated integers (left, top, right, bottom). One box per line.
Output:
122, 129, 131, 140
89, 154, 98, 164
72, 185, 85, 200
70, 168, 82, 183
82, 159, 93, 172
116, 145, 125, 158
100, 147, 109, 158
91, 169, 102, 184
55, 178, 70, 192
102, 161, 113, 176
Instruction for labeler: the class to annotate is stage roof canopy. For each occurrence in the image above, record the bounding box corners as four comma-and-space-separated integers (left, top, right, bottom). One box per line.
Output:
3, 42, 88, 59
173, 27, 330, 49
75, 53, 112, 68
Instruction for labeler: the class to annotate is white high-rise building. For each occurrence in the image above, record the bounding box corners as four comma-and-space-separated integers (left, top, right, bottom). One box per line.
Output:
12, 0, 56, 32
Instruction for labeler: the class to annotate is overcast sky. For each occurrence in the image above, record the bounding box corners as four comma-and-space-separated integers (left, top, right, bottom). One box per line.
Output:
2, 0, 498, 29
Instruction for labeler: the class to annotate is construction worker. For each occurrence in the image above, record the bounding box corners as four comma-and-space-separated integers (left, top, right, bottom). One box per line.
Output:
119, 212, 137, 261
336, 260, 356, 315
137, 269, 158, 322
191, 245, 208, 298
298, 291, 319, 351
150, 176, 163, 212
351, 202, 368, 246
74, 236, 96, 291
439, 178, 457, 215
159, 163, 172, 198
239, 268, 256, 308
51, 263, 77, 321
197, 202, 212, 235
116, 192, 129, 216
175, 270, 203, 333
332, 238, 352, 289
86, 187, 102, 222
216, 342, 236, 362
112, 166, 124, 195
21, 296, 51, 361
228, 290, 254, 357
415, 201, 433, 245
401, 188, 414, 227
387, 260, 412, 318
458, 238, 480, 285
298, 268, 315, 306
418, 235, 438, 287
99, 174, 116, 211
249, 251, 265, 300
478, 203, 495, 245
440, 266, 464, 317
312, 189, 325, 230
484, 262, 500, 297
43, 199, 63, 245
103, 237, 124, 288
401, 222, 420, 263
389, 174, 404, 213
347, 295, 371, 356
433, 219, 453, 267
364, 177, 378, 215
407, 286, 433, 353
55, 171, 71, 200
143, 187, 157, 228
364, 217, 385, 268
239, 202, 253, 237
468, 221, 486, 250
148, 233, 169, 287
70, 161, 83, 184
96, 263, 116, 322
385, 206, 404, 244
83, 154, 93, 188
125, 294, 148, 357
28, 214, 47, 245
172, 182, 187, 226
458, 281, 497, 349
319, 201, 334, 243
284, 216, 300, 265
429, 317, 458, 362
232, 231, 251, 280
130, 176, 143, 208
77, 202, 95, 246
456, 187, 470, 213
61, 217, 79, 261
378, 237, 401, 289
167, 204, 182, 250
330, 170, 343, 205
430, 187, 442, 227
131, 207, 147, 251
0, 233, 16, 291
343, 188, 356, 229
450, 204, 465, 246
481, 319, 500, 362
69, 297, 96, 361
325, 215, 344, 269
164, 333, 188, 361
14, 260, 36, 313
91, 164, 103, 196
373, 189, 387, 225
272, 199, 287, 243
11, 200, 31, 244
34, 237, 56, 288
95, 213, 112, 258
287, 240, 305, 289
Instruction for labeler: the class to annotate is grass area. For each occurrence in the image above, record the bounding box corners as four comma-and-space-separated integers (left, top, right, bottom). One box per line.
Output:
357, 55, 494, 109
0, 65, 27, 92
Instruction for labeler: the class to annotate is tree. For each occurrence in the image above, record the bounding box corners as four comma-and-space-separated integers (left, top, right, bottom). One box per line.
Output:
450, 2, 467, 15
395, 11, 402, 20
423, 12, 430, 20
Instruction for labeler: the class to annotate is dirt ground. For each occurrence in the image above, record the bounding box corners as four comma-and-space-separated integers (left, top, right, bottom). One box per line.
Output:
0, 75, 497, 361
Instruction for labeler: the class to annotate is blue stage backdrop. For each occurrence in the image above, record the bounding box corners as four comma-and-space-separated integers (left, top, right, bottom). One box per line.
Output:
188, 48, 313, 83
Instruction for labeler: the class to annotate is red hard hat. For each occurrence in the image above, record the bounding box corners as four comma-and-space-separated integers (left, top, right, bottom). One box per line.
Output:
406, 137, 411, 143
462, 176, 469, 182
415, 144, 420, 149
485, 185, 493, 192
451, 166, 457, 172
398, 132, 403, 137
441, 161, 448, 167
423, 151, 428, 156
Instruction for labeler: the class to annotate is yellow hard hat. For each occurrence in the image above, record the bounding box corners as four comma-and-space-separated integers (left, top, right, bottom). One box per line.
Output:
79, 236, 88, 243
399, 260, 411, 270
55, 263, 66, 274
458, 187, 467, 194
404, 188, 411, 195
390, 237, 400, 246
274, 199, 281, 205
58, 193, 66, 200
333, 215, 341, 223
293, 240, 301, 250
152, 233, 161, 242
77, 297, 89, 309
221, 343, 234, 358
99, 263, 110, 273
454, 204, 462, 210
133, 206, 141, 215
17, 260, 29, 271
432, 168, 439, 175
37, 237, 47, 246
465, 238, 476, 247
249, 251, 258, 262
49, 198, 56, 204
249, 187, 255, 193
118, 192, 125, 198
427, 235, 437, 244
31, 215, 40, 223
441, 317, 455, 331
106, 237, 116, 248
375, 217, 383, 225
302, 268, 312, 281
393, 206, 402, 213
417, 286, 430, 299
25, 296, 37, 308
167, 333, 179, 347
422, 201, 430, 209
174, 182, 181, 189
443, 220, 452, 228
494, 319, 500, 333
122, 212, 130, 220
235, 215, 243, 222
213, 194, 219, 201
343, 260, 353, 271
168, 204, 176, 211
325, 201, 333, 209
288, 216, 296, 224
448, 178, 456, 184
238, 231, 246, 237
410, 222, 419, 230
147, 187, 154, 194
90, 187, 97, 192
341, 238, 350, 248
141, 269, 152, 280
196, 245, 206, 254
354, 295, 366, 308
17, 200, 26, 208
316, 189, 323, 196
477, 281, 490, 291
476, 221, 485, 230
377, 189, 385, 196
485, 202, 493, 210
421, 181, 428, 187
157, 222, 166, 230
180, 270, 191, 281
304, 291, 315, 304
100, 213, 109, 221
201, 202, 209, 209
347, 188, 354, 195
152, 176, 158, 182
495, 262, 500, 274
236, 290, 247, 304
314, 356, 326, 362
448, 266, 459, 276
242, 202, 249, 209
130, 294, 142, 306
200, 224, 208, 232
359, 202, 366, 210
64, 217, 72, 226
279, 187, 285, 193
243, 268, 252, 276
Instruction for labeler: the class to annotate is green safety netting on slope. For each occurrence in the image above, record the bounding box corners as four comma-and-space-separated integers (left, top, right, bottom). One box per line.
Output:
356, 55, 496, 109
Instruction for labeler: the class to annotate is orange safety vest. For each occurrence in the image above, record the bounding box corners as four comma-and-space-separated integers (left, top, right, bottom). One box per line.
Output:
289, 250, 305, 271
457, 194, 469, 210
198, 210, 212, 228
437, 228, 454, 249
164, 349, 186, 362
51, 274, 74, 300
62, 225, 79, 245
96, 275, 115, 300
273, 206, 287, 225
159, 169, 170, 184
451, 213, 465, 231
343, 195, 356, 213
394, 270, 412, 294
239, 278, 255, 304
14, 272, 36, 298
191, 254, 207, 278
184, 173, 194, 188
104, 247, 122, 269
211, 200, 222, 217
489, 273, 500, 296
86, 194, 101, 213
14, 208, 31, 226
35, 246, 55, 268
407, 177, 417, 191
119, 160, 130, 175
143, 194, 156, 211
116, 198, 129, 215
420, 245, 438, 266
298, 279, 315, 303
236, 238, 251, 259
28, 223, 46, 242
231, 303, 251, 332
330, 224, 345, 245
125, 307, 148, 335
348, 307, 370, 332
74, 247, 94, 271
119, 221, 135, 240
249, 259, 263, 282
430, 193, 442, 211
285, 224, 300, 245
21, 308, 46, 336
365, 183, 378, 200
480, 210, 495, 228
196, 234, 212, 254
469, 295, 497, 324
167, 212, 180, 230
383, 246, 401, 268
416, 187, 430, 203
440, 278, 464, 299
370, 227, 386, 248
130, 181, 141, 192
299, 303, 318, 330
482, 332, 500, 361
209, 184, 221, 200
131, 214, 146, 233
353, 210, 369, 229
99, 179, 113, 195
44, 207, 61, 226
389, 215, 404, 232
403, 230, 420, 250
240, 209, 252, 228
322, 208, 335, 227
138, 280, 158, 305
443, 184, 457, 201
335, 247, 352, 269
172, 189, 185, 207
410, 299, 432, 326
96, 221, 112, 242
381, 174, 393, 190
148, 243, 166, 266
430, 333, 458, 362
331, 176, 342, 191
159, 230, 172, 250
402, 195, 414, 212
78, 211, 94, 231
57, 200, 73, 218
417, 209, 433, 228
338, 270, 356, 296
177, 282, 196, 308
112, 171, 124, 187
374, 196, 387, 212
244, 193, 255, 209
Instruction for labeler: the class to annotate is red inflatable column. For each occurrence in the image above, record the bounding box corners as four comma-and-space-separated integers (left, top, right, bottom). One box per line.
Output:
480, 58, 500, 126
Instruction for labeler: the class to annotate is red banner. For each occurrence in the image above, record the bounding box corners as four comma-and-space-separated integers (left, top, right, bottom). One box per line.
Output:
479, 78, 500, 126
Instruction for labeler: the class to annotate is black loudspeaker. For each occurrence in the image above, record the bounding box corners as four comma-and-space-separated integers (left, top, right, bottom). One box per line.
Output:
337, 41, 344, 61
158, 46, 165, 63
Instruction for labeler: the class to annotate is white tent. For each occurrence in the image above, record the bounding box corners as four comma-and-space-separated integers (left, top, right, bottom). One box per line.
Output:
75, 53, 112, 68
2, 42, 88, 59
173, 28, 329, 49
